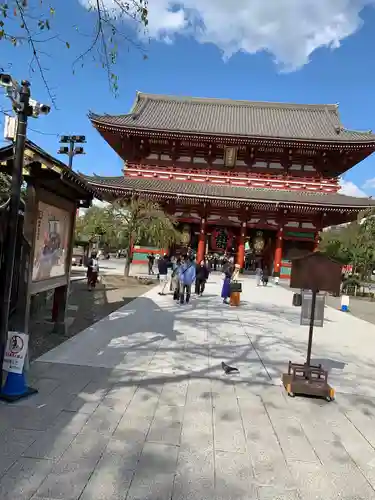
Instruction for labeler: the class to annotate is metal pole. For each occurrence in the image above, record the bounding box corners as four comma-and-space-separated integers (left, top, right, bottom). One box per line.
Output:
306, 289, 317, 367
68, 139, 74, 169
0, 81, 30, 369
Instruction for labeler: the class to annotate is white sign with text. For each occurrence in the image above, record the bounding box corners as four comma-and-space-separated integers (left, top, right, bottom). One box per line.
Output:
3, 332, 28, 374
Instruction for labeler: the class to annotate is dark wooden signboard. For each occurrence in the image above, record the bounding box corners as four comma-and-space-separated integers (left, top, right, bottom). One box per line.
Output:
283, 251, 342, 402
290, 251, 341, 295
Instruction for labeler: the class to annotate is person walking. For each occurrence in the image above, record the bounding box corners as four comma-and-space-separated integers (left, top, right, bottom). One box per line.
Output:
179, 255, 196, 304
229, 263, 241, 306
195, 260, 209, 296
262, 265, 269, 286
255, 264, 263, 286
221, 259, 234, 305
158, 254, 169, 295
213, 254, 218, 271
171, 257, 182, 300
147, 253, 155, 274
87, 252, 99, 291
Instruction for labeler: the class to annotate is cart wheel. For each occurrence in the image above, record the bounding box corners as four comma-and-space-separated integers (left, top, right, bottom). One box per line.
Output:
288, 392, 295, 398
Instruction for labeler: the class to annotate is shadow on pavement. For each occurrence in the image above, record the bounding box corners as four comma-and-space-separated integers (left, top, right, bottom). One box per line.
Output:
1, 279, 375, 499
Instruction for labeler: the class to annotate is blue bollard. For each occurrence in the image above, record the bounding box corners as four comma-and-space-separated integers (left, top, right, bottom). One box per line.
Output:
1, 370, 37, 403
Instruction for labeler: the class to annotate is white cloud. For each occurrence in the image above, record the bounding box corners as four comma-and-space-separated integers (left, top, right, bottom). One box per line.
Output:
78, 197, 109, 216
362, 178, 375, 189
81, 0, 373, 70
92, 198, 110, 208
339, 179, 368, 197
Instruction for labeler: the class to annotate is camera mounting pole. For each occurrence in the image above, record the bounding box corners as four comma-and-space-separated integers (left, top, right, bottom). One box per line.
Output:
58, 135, 86, 169
0, 81, 31, 374
0, 74, 50, 402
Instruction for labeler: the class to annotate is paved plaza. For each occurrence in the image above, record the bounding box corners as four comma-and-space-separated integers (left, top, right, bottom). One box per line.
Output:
1, 275, 375, 499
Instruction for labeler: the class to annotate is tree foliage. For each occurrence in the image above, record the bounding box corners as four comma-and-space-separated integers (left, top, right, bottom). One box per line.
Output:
0, 172, 11, 201
108, 198, 181, 276
74, 203, 125, 248
0, 0, 149, 103
75, 198, 181, 275
319, 212, 375, 279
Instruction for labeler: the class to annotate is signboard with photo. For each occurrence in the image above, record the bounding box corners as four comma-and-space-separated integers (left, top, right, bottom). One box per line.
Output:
32, 201, 71, 281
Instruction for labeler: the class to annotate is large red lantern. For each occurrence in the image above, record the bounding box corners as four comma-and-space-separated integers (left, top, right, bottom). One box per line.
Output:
211, 228, 233, 252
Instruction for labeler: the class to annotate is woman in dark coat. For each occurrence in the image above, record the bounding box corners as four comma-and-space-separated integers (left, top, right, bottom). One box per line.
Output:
262, 266, 269, 286
87, 252, 99, 291
195, 260, 210, 296
221, 260, 233, 304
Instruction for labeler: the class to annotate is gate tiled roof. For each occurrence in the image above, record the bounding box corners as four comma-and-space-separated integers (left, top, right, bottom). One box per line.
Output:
89, 93, 375, 143
81, 174, 375, 210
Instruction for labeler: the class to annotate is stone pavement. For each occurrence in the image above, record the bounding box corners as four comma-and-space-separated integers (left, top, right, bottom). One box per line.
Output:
2, 275, 375, 499
326, 293, 375, 326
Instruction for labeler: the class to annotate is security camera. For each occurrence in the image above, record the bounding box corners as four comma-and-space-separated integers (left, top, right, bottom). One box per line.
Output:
38, 103, 51, 115
0, 73, 15, 88
29, 98, 51, 117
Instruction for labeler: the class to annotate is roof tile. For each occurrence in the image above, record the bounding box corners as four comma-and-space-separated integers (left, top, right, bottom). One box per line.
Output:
89, 93, 375, 143
82, 175, 375, 209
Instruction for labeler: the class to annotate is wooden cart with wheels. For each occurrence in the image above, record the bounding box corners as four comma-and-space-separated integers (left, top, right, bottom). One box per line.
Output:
282, 361, 335, 402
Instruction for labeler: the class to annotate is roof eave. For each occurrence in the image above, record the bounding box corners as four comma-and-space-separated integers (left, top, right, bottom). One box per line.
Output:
89, 122, 375, 147
85, 182, 375, 210
0, 140, 95, 196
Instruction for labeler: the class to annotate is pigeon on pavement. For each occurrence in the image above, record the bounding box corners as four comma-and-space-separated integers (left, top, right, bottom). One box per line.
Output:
221, 361, 239, 374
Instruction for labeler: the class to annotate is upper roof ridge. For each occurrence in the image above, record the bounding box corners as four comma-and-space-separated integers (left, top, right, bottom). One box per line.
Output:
88, 92, 375, 144
136, 92, 339, 111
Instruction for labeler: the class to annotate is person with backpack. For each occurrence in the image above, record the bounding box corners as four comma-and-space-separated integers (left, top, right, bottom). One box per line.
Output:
87, 252, 99, 291
178, 255, 196, 304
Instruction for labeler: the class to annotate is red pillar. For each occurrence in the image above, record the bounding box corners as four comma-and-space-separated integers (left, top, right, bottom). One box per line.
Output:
273, 228, 283, 275
197, 218, 206, 263
236, 222, 246, 269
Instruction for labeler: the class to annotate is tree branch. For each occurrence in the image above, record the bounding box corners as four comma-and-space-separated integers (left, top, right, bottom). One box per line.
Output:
1, 0, 149, 99
14, 0, 57, 108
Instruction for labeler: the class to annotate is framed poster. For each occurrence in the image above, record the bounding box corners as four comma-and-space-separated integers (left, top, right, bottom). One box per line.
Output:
32, 201, 71, 282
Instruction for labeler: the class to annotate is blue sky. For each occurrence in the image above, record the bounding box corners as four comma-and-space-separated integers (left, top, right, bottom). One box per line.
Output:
1, 0, 375, 198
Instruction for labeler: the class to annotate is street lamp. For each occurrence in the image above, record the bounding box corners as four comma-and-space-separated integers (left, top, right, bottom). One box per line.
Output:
58, 135, 86, 168
0, 73, 50, 402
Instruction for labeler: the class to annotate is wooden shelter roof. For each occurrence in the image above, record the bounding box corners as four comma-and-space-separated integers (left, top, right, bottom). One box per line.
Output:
81, 174, 375, 212
89, 92, 375, 144
0, 139, 95, 201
